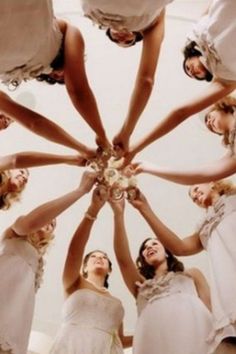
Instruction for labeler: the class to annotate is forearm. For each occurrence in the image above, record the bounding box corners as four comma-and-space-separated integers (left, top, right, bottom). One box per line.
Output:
143, 156, 236, 185
69, 88, 106, 139
120, 78, 154, 138
0, 91, 88, 154
13, 187, 85, 235
138, 204, 185, 255
0, 152, 81, 170
113, 213, 133, 265
121, 335, 133, 348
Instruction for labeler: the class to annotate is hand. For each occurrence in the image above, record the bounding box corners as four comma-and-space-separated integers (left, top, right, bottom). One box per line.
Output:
70, 155, 88, 167
90, 186, 108, 211
109, 196, 125, 215
128, 189, 149, 211
130, 161, 150, 174
78, 171, 97, 194
112, 131, 130, 157
95, 134, 112, 151
120, 149, 137, 168
82, 146, 97, 160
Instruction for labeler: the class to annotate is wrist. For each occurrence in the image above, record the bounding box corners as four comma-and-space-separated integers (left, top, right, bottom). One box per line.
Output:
86, 205, 100, 218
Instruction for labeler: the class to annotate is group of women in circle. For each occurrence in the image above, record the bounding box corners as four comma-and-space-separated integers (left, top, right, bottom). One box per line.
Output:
0, 0, 236, 353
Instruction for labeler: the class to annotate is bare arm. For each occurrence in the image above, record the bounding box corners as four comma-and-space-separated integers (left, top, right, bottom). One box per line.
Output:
62, 21, 109, 148
11, 172, 96, 236
110, 199, 143, 297
63, 188, 106, 294
0, 91, 93, 156
0, 152, 87, 171
118, 323, 133, 348
113, 11, 165, 151
133, 154, 236, 184
129, 80, 236, 157
129, 190, 203, 256
186, 268, 212, 311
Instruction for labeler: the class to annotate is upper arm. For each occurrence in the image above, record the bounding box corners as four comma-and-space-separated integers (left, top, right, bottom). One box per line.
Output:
138, 10, 165, 80
187, 268, 211, 311
117, 256, 143, 298
11, 216, 32, 236
0, 154, 16, 171
63, 24, 89, 96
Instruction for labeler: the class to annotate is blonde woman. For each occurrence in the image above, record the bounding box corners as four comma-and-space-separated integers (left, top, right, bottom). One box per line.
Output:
50, 188, 132, 353
0, 151, 86, 210
0, 171, 97, 354
128, 182, 236, 351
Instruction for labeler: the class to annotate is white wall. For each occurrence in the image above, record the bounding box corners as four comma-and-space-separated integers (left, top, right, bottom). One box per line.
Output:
1, 0, 235, 341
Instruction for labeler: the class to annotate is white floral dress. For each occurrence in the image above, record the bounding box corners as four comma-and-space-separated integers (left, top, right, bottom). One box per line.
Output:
0, 237, 43, 354
81, 0, 174, 32
187, 0, 236, 81
134, 272, 213, 354
0, 0, 62, 87
198, 193, 236, 347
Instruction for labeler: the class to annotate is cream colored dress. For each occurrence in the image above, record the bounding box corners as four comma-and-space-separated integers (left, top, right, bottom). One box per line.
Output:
0, 0, 62, 86
50, 289, 124, 354
0, 237, 43, 354
198, 193, 236, 347
187, 0, 236, 81
134, 272, 214, 354
81, 0, 174, 31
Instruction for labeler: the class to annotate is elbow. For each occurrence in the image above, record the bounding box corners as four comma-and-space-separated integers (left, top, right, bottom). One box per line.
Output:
138, 76, 155, 92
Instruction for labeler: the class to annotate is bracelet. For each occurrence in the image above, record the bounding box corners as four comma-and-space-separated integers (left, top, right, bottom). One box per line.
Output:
84, 212, 97, 221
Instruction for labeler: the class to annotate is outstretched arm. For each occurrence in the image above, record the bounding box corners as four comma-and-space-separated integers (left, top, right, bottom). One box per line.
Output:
0, 151, 87, 172
113, 11, 165, 152
11, 171, 97, 236
132, 154, 236, 184
62, 20, 110, 149
0, 91, 93, 157
129, 190, 203, 256
63, 187, 107, 294
127, 79, 236, 159
109, 198, 143, 297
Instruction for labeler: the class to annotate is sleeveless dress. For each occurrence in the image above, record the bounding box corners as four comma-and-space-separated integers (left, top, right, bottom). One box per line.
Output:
187, 0, 236, 81
198, 193, 236, 347
50, 289, 124, 354
0, 237, 43, 354
81, 0, 174, 32
134, 272, 214, 354
0, 0, 62, 87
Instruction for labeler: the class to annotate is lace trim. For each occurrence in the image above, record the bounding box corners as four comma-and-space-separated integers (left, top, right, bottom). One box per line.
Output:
35, 256, 44, 291
227, 116, 236, 156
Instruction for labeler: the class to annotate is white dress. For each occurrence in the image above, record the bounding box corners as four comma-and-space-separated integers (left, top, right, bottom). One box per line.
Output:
50, 289, 124, 354
0, 0, 62, 86
81, 0, 174, 31
187, 0, 236, 81
198, 193, 236, 346
0, 237, 43, 354
134, 272, 214, 354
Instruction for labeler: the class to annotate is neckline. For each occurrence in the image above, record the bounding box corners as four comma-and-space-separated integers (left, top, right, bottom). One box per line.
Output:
65, 288, 122, 305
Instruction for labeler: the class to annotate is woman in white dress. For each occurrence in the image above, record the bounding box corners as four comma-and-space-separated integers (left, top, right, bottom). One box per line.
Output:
81, 0, 174, 153
0, 171, 97, 354
0, 0, 109, 150
132, 95, 236, 185
50, 188, 132, 354
109, 197, 213, 354
127, 182, 236, 352
124, 0, 236, 165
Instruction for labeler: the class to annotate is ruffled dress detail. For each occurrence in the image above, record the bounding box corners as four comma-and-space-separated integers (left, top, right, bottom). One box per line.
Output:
134, 272, 214, 354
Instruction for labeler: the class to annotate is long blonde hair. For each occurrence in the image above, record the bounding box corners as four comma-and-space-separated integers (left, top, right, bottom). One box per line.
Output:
0, 169, 29, 210
212, 179, 236, 196
205, 96, 236, 147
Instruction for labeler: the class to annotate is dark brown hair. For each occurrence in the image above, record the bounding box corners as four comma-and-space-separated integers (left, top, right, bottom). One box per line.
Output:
82, 250, 112, 288
106, 28, 143, 47
136, 238, 184, 280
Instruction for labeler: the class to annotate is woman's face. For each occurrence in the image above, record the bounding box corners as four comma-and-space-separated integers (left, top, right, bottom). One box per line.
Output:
109, 29, 136, 47
8, 169, 29, 192
85, 251, 110, 275
184, 57, 208, 80
142, 239, 166, 266
0, 114, 13, 130
189, 183, 216, 208
205, 109, 229, 135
